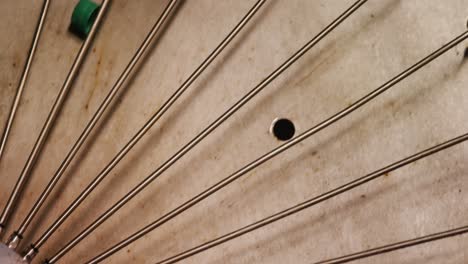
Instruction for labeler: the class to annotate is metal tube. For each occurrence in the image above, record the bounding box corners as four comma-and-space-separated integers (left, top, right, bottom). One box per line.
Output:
7, 0, 180, 251
153, 132, 468, 264
44, 1, 369, 263
0, 0, 50, 179
0, 0, 110, 246
84, 29, 468, 264
314, 224, 468, 264
23, 0, 266, 261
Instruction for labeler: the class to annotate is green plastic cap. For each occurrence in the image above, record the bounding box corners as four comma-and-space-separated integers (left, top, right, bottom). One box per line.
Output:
71, 0, 100, 37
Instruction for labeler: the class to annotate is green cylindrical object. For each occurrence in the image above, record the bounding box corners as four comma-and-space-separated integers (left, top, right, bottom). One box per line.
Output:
71, 0, 100, 37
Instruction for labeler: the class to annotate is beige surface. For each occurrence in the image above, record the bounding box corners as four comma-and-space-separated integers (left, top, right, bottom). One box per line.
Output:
0, 0, 468, 263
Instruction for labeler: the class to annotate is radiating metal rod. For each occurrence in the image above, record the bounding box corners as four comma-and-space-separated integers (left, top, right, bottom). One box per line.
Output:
83, 29, 468, 264
151, 132, 468, 264
44, 1, 369, 263
314, 224, 468, 264
21, 0, 267, 261
0, 0, 110, 238
7, 0, 180, 252
0, 0, 50, 169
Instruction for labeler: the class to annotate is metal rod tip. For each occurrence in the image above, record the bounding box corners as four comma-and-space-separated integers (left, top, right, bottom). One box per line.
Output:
6, 232, 22, 250
21, 245, 38, 263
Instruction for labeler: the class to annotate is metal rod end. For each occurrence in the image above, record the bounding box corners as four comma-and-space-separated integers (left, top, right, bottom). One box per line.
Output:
21, 245, 38, 263
6, 232, 22, 249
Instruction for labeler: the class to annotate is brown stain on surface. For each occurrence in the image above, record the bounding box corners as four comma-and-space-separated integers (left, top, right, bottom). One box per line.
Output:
387, 100, 396, 108
83, 40, 115, 111
84, 53, 103, 111
0, 77, 15, 103
290, 46, 338, 88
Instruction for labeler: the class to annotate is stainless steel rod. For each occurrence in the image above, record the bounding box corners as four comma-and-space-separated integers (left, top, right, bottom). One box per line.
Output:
84, 29, 468, 264
7, 0, 180, 251
0, 0, 50, 170
314, 224, 468, 264
45, 1, 368, 263
153, 132, 468, 264
22, 0, 266, 261
0, 0, 110, 238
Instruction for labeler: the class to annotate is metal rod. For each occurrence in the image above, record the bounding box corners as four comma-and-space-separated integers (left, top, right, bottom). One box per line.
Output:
7, 0, 180, 251
83, 29, 468, 264
0, 0, 110, 239
0, 0, 50, 175
45, 1, 369, 263
22, 0, 267, 261
314, 224, 468, 264
152, 132, 468, 264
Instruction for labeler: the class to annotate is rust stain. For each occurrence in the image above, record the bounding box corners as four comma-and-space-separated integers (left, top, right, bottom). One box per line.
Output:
290, 46, 337, 88
12, 51, 21, 69
84, 89, 95, 111
0, 78, 13, 101
84, 46, 105, 111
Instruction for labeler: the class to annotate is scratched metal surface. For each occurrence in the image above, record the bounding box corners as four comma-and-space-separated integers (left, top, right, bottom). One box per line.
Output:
0, 0, 468, 263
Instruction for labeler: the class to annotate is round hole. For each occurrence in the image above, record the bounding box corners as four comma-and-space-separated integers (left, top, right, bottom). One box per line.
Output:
271, 118, 295, 141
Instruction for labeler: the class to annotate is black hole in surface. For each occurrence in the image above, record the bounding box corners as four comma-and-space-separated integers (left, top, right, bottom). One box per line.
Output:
272, 118, 295, 141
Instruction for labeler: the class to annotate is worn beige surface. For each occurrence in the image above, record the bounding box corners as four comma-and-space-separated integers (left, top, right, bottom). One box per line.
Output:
0, 0, 468, 263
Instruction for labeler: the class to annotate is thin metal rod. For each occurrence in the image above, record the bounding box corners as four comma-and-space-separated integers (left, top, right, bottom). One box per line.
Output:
46, 1, 368, 263
153, 132, 468, 264
84, 29, 468, 264
24, 0, 267, 260
0, 0, 50, 169
7, 0, 180, 251
314, 224, 468, 264
0, 0, 110, 237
